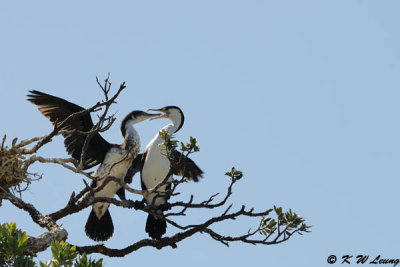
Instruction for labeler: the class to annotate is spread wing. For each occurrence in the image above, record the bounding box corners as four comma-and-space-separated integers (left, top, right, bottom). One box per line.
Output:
27, 90, 112, 169
170, 151, 203, 182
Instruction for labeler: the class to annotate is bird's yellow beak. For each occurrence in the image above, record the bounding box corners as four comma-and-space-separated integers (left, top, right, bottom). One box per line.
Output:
147, 108, 169, 120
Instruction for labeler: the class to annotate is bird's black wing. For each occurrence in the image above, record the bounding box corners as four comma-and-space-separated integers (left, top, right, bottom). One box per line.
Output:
170, 151, 203, 182
27, 90, 112, 169
140, 152, 148, 191
116, 153, 143, 200
124, 153, 143, 184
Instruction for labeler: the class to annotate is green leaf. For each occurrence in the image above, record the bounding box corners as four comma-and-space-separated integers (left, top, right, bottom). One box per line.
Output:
51, 242, 59, 259
261, 217, 271, 226
0, 223, 34, 266
75, 253, 104, 267
274, 206, 282, 215
17, 232, 28, 248
224, 167, 243, 180
12, 255, 35, 267
259, 207, 311, 240
266, 219, 277, 229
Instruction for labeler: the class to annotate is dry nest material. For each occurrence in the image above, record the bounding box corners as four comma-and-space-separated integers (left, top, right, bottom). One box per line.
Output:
0, 145, 28, 191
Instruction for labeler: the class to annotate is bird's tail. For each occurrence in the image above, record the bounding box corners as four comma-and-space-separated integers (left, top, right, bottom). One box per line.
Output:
145, 212, 167, 240
85, 209, 114, 242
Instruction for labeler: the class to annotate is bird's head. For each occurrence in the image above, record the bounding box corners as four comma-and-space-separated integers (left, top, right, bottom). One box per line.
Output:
123, 110, 162, 126
148, 106, 185, 132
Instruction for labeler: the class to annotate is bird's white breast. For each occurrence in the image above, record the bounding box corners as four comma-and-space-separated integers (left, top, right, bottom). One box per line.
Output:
141, 134, 171, 206
93, 145, 139, 219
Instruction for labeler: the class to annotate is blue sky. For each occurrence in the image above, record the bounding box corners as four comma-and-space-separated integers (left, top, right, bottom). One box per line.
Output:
1, 1, 400, 266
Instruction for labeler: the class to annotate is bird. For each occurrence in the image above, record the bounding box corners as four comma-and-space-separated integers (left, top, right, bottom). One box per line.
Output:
138, 106, 203, 240
27, 90, 160, 241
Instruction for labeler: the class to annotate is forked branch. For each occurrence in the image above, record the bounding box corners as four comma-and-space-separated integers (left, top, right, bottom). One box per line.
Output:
1, 77, 310, 258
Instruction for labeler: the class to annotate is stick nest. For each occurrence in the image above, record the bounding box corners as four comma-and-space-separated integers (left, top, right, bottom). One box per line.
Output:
0, 145, 29, 191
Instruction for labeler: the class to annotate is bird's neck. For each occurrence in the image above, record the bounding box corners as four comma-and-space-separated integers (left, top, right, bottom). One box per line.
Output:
145, 122, 179, 152
121, 124, 140, 151
163, 121, 180, 135
164, 115, 182, 134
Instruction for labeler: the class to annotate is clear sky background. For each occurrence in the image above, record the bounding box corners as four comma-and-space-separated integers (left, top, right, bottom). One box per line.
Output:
1, 1, 400, 266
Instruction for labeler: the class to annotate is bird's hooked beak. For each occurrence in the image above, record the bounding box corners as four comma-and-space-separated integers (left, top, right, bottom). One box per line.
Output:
143, 111, 163, 120
147, 108, 169, 120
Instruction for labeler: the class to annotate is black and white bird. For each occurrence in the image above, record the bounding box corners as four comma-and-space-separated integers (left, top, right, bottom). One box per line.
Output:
138, 106, 203, 240
27, 90, 160, 241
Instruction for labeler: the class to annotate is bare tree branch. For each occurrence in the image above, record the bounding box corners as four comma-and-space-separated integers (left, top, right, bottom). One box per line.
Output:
78, 76, 124, 170
0, 187, 68, 255
1, 77, 310, 259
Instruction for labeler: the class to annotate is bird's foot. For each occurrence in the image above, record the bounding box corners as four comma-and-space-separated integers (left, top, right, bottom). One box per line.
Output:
159, 202, 172, 211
